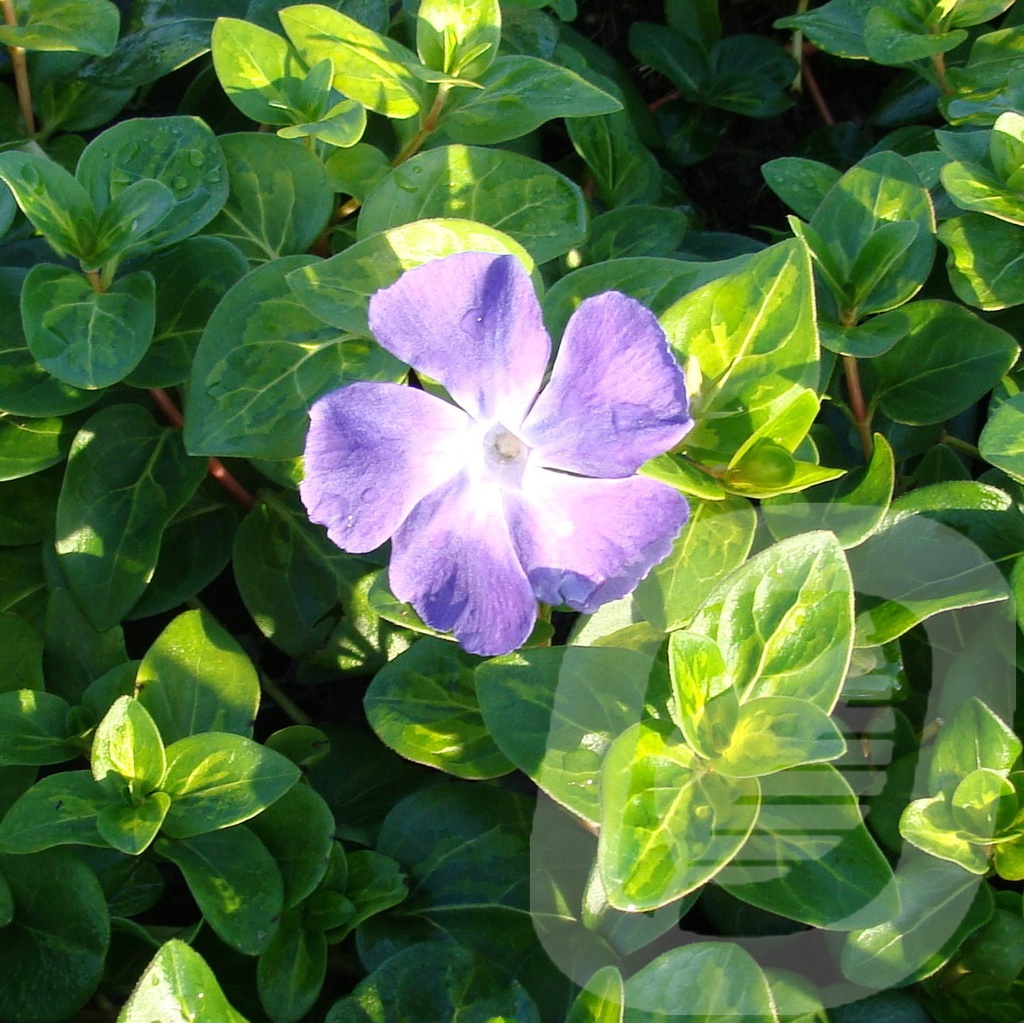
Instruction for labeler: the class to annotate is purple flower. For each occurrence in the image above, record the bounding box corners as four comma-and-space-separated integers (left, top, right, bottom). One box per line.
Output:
300, 251, 693, 656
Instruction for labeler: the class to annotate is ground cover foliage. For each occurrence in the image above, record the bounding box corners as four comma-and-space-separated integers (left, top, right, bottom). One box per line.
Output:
2, 0, 1024, 1020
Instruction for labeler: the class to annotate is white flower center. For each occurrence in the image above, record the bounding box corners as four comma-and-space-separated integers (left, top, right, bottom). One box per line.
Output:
480, 423, 530, 487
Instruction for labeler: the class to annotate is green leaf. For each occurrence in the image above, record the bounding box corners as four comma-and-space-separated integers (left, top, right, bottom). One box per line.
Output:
359, 144, 586, 264
0, 0, 119, 55
942, 159, 1024, 225
232, 493, 408, 674
662, 239, 818, 467
598, 720, 760, 910
668, 631, 735, 758
325, 943, 541, 1023
0, 689, 76, 766
324, 141, 392, 201
866, 300, 1018, 425
0, 268, 99, 419
359, 783, 536, 970
819, 308, 911, 358
623, 942, 776, 1022
981, 391, 1024, 481
0, 414, 76, 482
841, 854, 993, 988
762, 157, 843, 221
705, 35, 796, 118
0, 464, 61, 546
0, 770, 109, 852
850, 536, 1007, 646
0, 849, 109, 1023
928, 696, 1021, 793
864, 3, 966, 66
247, 783, 335, 909
76, 116, 229, 251
160, 732, 299, 838
0, 151, 96, 260
155, 827, 283, 955
365, 637, 512, 780
134, 608, 260, 745
126, 236, 249, 388
257, 913, 327, 1023
776, 0, 872, 59
440, 55, 621, 144
566, 966, 624, 1023
91, 696, 166, 798
200, 132, 334, 263
476, 645, 663, 823
277, 97, 367, 148
584, 206, 689, 262
21, 265, 155, 389
324, 848, 407, 941
690, 532, 855, 712
0, 545, 46, 630
55, 404, 207, 629
763, 434, 895, 549
116, 939, 251, 1023
711, 696, 847, 778
809, 151, 935, 318
211, 16, 309, 125
939, 213, 1024, 310
90, 178, 176, 269
717, 765, 897, 929
287, 217, 534, 335
279, 4, 427, 118
184, 254, 403, 459
634, 496, 759, 634
628, 22, 709, 102
417, 0, 500, 79
0, 613, 43, 693
96, 792, 171, 856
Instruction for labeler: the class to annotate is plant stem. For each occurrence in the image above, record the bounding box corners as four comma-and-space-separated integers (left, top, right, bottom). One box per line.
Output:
85, 269, 105, 294
259, 670, 313, 726
940, 431, 981, 460
148, 387, 255, 511
0, 0, 35, 136
842, 354, 874, 460
931, 51, 951, 95
392, 84, 450, 166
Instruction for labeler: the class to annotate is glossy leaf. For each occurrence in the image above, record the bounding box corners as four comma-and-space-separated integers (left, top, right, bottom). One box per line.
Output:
326, 943, 541, 1023
96, 792, 171, 856
417, 0, 500, 79
257, 914, 327, 1023
716, 765, 897, 929
365, 637, 512, 779
0, 770, 109, 852
0, 689, 76, 766
200, 133, 334, 263
135, 608, 260, 745
928, 696, 1021, 793
980, 391, 1024, 482
866, 300, 1018, 425
55, 404, 207, 630
0, 613, 43, 693
359, 145, 586, 264
567, 966, 625, 1023
155, 827, 283, 955
0, 415, 76, 482
662, 239, 818, 467
184, 254, 404, 460
116, 939, 251, 1023
476, 645, 662, 822
279, 4, 427, 118
0, 849, 110, 1023
623, 942, 776, 1022
763, 434, 894, 549
689, 532, 855, 712
940, 213, 1024, 310
440, 56, 622, 144
160, 732, 300, 839
634, 495, 757, 632
598, 720, 760, 910
0, 0, 118, 55
21, 264, 155, 390
841, 854, 993, 989
90, 696, 166, 799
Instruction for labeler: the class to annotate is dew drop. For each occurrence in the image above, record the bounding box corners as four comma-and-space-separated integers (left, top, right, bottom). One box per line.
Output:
204, 170, 223, 184
189, 149, 206, 167
172, 175, 190, 190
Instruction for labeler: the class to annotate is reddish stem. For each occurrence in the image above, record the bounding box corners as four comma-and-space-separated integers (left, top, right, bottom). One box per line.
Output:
149, 388, 255, 511
800, 50, 835, 126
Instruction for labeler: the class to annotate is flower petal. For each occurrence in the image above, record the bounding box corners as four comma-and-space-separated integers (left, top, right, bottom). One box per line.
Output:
367, 252, 550, 426
390, 473, 537, 656
521, 291, 692, 477
507, 467, 689, 613
300, 382, 473, 554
